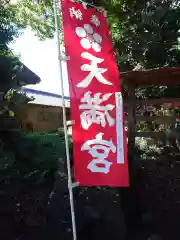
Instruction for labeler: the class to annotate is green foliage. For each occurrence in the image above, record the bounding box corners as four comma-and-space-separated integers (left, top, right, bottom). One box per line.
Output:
0, 4, 20, 45
0, 89, 34, 128
0, 131, 69, 238
0, 131, 67, 189
11, 0, 55, 40
2, 0, 180, 71
0, 2, 41, 128
92, 0, 180, 70
15, 0, 179, 72
0, 49, 35, 127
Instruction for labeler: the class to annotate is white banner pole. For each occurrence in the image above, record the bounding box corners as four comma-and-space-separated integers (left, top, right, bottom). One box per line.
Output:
52, 0, 77, 239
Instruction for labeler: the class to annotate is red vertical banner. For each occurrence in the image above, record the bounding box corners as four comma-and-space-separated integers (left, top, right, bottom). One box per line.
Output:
61, 0, 129, 186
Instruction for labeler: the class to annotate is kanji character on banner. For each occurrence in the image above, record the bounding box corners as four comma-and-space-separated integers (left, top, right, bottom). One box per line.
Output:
77, 52, 112, 88
79, 91, 115, 130
81, 133, 116, 174
91, 15, 100, 27
69, 6, 83, 20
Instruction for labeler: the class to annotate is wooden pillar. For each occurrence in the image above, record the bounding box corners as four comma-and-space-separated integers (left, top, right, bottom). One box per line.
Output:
120, 82, 141, 232
127, 83, 136, 162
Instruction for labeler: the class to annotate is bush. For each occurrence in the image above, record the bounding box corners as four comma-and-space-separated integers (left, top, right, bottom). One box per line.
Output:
0, 130, 69, 239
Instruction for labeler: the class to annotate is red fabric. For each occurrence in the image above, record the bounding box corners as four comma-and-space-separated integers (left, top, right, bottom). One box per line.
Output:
61, 0, 129, 186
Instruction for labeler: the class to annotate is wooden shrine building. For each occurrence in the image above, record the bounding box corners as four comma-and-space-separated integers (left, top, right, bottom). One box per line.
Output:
120, 67, 180, 159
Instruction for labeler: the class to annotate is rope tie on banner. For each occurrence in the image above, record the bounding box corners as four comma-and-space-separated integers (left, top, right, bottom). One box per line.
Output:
58, 55, 70, 61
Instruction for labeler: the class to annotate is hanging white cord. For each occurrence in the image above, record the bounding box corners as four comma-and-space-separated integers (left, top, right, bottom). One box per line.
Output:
52, 0, 77, 239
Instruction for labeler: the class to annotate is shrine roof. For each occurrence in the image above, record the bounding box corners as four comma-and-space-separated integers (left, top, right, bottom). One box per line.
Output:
120, 67, 180, 86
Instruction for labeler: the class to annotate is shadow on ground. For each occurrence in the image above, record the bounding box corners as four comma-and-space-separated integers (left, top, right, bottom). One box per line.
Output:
0, 131, 180, 239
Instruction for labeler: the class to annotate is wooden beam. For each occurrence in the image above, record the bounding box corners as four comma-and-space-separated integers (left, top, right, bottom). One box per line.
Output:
125, 116, 176, 124
124, 98, 180, 106
127, 83, 136, 161
135, 131, 165, 138
135, 116, 176, 124
135, 131, 180, 138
